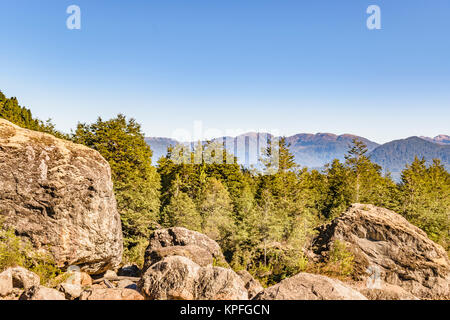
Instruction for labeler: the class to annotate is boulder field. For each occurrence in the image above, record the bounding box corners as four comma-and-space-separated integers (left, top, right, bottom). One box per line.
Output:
1, 119, 449, 300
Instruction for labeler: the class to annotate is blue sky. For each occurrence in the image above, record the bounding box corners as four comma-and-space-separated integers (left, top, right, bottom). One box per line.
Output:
0, 0, 449, 143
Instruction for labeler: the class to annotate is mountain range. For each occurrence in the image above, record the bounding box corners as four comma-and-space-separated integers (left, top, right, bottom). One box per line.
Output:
145, 134, 450, 180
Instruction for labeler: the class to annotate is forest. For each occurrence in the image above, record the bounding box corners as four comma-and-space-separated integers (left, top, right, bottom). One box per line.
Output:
1, 91, 449, 286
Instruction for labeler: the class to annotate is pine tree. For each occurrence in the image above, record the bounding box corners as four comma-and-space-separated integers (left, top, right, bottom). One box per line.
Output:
198, 178, 236, 243
161, 175, 202, 231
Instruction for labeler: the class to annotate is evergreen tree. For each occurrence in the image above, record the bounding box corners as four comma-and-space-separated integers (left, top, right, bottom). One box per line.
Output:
161, 175, 202, 231
198, 178, 236, 243
398, 157, 450, 251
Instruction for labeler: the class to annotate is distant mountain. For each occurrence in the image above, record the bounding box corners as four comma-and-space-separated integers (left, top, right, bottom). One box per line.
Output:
145, 137, 178, 164
145, 134, 450, 181
369, 137, 450, 180
145, 132, 379, 168
285, 133, 379, 168
419, 135, 450, 145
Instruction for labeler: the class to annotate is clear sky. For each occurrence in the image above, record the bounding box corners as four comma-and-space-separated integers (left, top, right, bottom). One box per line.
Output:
0, 0, 449, 143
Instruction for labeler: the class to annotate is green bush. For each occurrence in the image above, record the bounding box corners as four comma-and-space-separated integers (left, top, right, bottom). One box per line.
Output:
0, 224, 65, 286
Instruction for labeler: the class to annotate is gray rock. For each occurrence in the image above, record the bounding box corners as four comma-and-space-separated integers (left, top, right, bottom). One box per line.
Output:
0, 270, 13, 297
80, 288, 144, 300
236, 270, 263, 299
144, 245, 213, 271
352, 282, 420, 300
116, 279, 135, 289
253, 272, 367, 300
138, 256, 248, 300
8, 267, 40, 290
58, 283, 82, 300
145, 227, 227, 266
19, 286, 66, 300
312, 203, 450, 299
0, 119, 123, 274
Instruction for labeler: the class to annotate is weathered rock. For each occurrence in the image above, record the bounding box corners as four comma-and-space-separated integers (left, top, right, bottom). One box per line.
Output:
351, 282, 419, 300
138, 256, 248, 300
116, 279, 137, 290
19, 286, 66, 300
0, 270, 13, 297
0, 119, 123, 274
62, 269, 93, 287
236, 270, 263, 299
311, 204, 450, 299
102, 270, 118, 280
58, 283, 82, 300
79, 288, 144, 300
118, 264, 141, 278
253, 273, 367, 300
144, 245, 213, 271
145, 227, 227, 266
8, 267, 40, 290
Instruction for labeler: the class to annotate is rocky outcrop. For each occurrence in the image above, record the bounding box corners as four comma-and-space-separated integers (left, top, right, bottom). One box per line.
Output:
145, 227, 227, 267
79, 288, 144, 300
144, 245, 213, 271
19, 286, 66, 300
0, 270, 13, 297
138, 256, 248, 300
351, 282, 419, 300
8, 267, 40, 290
58, 283, 82, 300
253, 272, 367, 300
0, 119, 123, 274
312, 203, 450, 299
236, 270, 263, 299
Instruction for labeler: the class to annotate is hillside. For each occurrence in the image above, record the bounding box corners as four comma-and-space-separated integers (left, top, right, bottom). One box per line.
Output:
369, 136, 450, 179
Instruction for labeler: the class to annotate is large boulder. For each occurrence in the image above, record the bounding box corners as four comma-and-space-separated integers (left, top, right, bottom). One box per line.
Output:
0, 119, 123, 274
351, 282, 419, 300
253, 272, 367, 300
0, 270, 13, 297
144, 245, 214, 271
19, 286, 66, 300
8, 267, 40, 290
138, 256, 248, 300
145, 227, 227, 266
79, 288, 144, 300
236, 270, 263, 299
312, 204, 450, 299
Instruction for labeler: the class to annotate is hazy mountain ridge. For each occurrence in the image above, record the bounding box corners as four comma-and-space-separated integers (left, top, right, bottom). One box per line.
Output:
419, 134, 450, 145
145, 134, 450, 180
369, 136, 450, 179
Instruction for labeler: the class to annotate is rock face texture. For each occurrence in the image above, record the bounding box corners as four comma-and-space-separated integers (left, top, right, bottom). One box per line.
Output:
236, 270, 263, 299
0, 270, 13, 297
144, 245, 214, 271
79, 288, 144, 300
8, 267, 40, 290
253, 272, 367, 300
144, 227, 227, 267
139, 256, 248, 300
19, 286, 66, 300
351, 282, 419, 300
0, 119, 123, 274
312, 204, 450, 299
